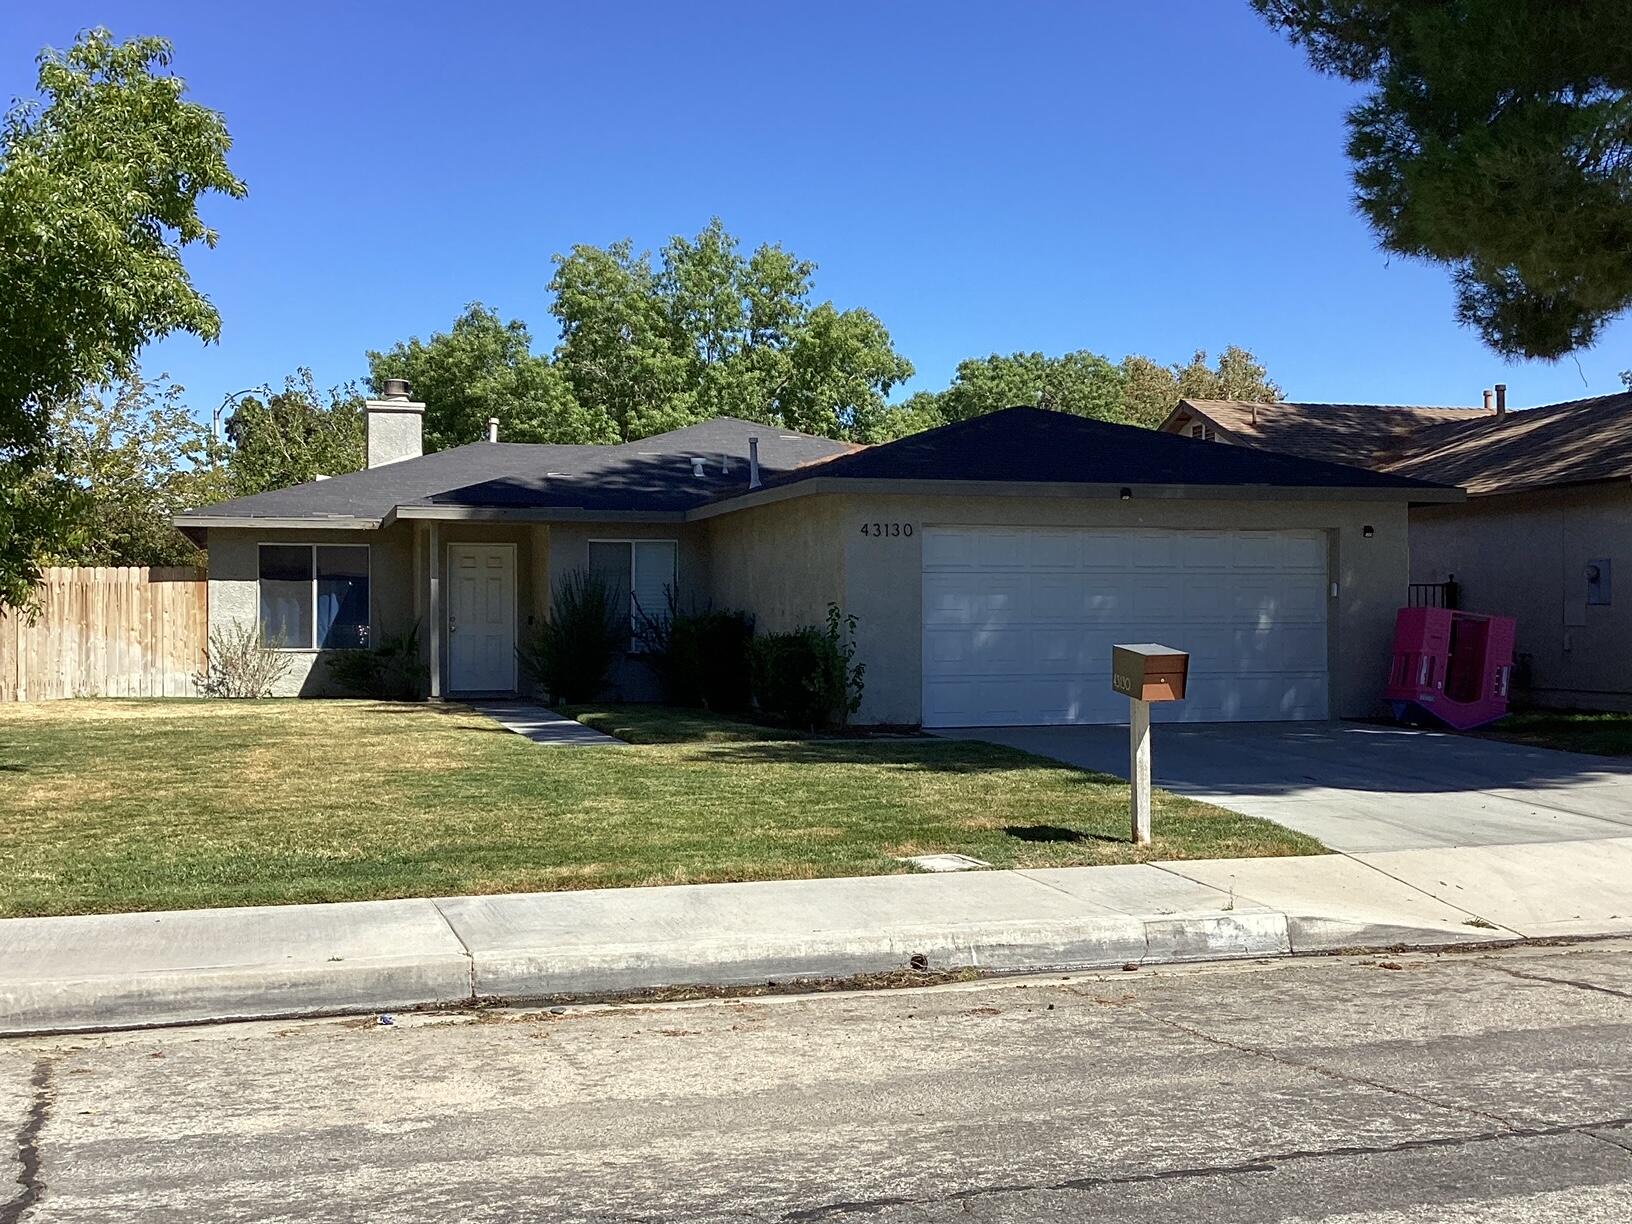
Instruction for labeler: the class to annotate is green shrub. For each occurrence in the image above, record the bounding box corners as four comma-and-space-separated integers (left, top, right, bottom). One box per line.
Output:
517, 567, 624, 703
750, 603, 865, 729
325, 624, 429, 701
662, 609, 756, 711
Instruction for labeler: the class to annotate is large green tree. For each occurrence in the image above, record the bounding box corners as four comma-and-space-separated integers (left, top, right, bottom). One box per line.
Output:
45, 371, 224, 568
1252, 0, 1632, 359
367, 304, 616, 451
883, 344, 1280, 437
549, 219, 913, 441
224, 371, 366, 497
0, 29, 243, 606
1120, 346, 1283, 427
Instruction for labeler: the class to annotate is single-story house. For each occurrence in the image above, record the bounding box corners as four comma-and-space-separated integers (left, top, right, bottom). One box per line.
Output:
175, 385, 1458, 726
1161, 388, 1632, 711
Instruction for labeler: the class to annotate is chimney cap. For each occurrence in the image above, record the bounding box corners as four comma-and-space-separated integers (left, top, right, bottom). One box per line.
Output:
381, 377, 412, 400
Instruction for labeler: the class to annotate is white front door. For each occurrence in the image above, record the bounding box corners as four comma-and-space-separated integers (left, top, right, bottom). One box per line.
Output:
447, 543, 516, 694
921, 526, 1330, 727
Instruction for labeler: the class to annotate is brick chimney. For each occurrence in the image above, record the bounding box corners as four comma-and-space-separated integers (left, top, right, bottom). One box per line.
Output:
365, 378, 425, 467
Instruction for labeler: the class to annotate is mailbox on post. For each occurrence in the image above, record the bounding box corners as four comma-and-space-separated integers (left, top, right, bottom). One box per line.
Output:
1112, 643, 1189, 846
1111, 645, 1190, 704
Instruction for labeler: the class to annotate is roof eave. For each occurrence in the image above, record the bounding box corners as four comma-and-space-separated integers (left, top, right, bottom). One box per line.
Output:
388, 504, 689, 525
689, 476, 1462, 519
170, 514, 384, 532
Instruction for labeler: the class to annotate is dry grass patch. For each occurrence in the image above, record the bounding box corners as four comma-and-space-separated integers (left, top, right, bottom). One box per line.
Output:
0, 699, 1322, 917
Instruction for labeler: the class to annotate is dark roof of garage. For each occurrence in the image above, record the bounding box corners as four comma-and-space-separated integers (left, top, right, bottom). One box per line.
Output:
761, 406, 1458, 494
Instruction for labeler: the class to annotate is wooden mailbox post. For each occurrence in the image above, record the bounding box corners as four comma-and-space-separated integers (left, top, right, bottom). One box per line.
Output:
1111, 643, 1190, 845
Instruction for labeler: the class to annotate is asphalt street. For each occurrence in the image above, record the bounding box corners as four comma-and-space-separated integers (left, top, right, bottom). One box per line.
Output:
3, 941, 1631, 1222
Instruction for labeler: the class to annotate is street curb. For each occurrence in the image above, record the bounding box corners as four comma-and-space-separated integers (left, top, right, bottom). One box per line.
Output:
0, 956, 474, 1037
463, 910, 1287, 1003
1, 909, 1297, 1037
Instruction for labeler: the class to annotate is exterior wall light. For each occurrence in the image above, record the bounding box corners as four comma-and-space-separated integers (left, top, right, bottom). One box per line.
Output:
1362, 525, 1375, 538
1119, 488, 1132, 501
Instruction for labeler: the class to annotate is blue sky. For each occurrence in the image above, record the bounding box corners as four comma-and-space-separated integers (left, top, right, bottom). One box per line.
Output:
6, 1, 1629, 421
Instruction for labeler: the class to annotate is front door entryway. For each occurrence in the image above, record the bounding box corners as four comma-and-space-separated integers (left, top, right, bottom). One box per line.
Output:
447, 543, 516, 694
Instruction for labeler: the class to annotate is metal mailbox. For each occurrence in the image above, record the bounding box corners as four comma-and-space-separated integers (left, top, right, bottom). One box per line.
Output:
1111, 644, 1190, 704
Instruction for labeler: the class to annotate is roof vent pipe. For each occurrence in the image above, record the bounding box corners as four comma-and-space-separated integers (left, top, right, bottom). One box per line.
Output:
691, 457, 706, 478
1483, 389, 1494, 412
1494, 383, 1507, 417
748, 437, 762, 490
487, 416, 499, 443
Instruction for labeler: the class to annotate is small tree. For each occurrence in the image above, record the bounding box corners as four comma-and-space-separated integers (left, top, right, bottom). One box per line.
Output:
516, 568, 624, 703
194, 624, 291, 698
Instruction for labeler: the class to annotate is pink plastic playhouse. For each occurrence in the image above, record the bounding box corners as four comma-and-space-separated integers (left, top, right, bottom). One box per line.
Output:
1384, 606, 1517, 731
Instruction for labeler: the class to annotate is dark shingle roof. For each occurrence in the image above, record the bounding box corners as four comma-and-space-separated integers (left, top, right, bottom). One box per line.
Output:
179, 419, 856, 522
762, 406, 1455, 493
180, 408, 1453, 531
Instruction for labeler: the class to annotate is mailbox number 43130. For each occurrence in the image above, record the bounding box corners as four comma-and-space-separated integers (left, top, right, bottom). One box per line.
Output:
859, 522, 913, 538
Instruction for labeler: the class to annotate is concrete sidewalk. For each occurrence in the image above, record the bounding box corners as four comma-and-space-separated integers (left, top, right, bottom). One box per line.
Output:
5, 837, 1632, 1036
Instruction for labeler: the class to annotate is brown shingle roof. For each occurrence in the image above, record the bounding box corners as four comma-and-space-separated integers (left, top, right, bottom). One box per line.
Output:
1171, 393, 1632, 498
1171, 399, 1492, 468
1381, 391, 1632, 496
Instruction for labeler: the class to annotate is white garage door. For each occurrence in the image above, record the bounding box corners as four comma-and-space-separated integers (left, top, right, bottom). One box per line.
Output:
922, 526, 1329, 727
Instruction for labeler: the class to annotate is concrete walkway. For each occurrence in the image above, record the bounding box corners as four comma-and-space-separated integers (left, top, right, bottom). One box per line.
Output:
468, 701, 625, 746
5, 837, 1632, 1036
941, 722, 1632, 852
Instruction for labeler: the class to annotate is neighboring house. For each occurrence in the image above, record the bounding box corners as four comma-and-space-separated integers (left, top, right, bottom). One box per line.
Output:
175, 387, 1456, 726
1162, 390, 1632, 711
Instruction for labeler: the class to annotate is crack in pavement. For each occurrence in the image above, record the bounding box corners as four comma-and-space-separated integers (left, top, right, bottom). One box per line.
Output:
1486, 963, 1632, 1002
774, 1117, 1632, 1222
1131, 1007, 1524, 1134
1, 1057, 53, 1224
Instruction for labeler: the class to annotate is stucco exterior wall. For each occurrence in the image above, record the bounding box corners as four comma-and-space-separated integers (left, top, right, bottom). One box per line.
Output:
206, 524, 417, 697
703, 496, 846, 635
705, 493, 1407, 726
1411, 484, 1632, 710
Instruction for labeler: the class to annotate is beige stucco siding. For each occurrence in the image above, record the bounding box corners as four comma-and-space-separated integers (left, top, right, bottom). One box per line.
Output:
703, 496, 846, 634
208, 521, 550, 697
206, 524, 416, 697
1411, 484, 1632, 710
707, 493, 1408, 725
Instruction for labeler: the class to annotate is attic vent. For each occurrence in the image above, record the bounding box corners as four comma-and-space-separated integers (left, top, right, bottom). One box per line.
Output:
1190, 423, 1216, 441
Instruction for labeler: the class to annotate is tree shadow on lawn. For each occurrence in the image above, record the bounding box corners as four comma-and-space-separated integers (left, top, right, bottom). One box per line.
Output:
688, 737, 1124, 780
1003, 824, 1124, 845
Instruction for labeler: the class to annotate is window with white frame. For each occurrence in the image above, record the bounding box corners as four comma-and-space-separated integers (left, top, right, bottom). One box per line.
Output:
587, 539, 677, 653
258, 544, 370, 649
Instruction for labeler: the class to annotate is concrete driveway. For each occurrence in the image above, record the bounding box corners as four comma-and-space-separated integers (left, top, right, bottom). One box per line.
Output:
938, 722, 1632, 852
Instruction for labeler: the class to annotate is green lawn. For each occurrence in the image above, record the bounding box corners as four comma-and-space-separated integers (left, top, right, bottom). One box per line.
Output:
0, 699, 1322, 918
1475, 709, 1632, 757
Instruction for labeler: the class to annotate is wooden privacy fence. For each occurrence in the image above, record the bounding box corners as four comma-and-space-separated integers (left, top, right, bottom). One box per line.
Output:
0, 567, 208, 701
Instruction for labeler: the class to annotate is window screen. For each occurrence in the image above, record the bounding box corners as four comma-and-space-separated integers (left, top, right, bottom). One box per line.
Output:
588, 542, 633, 641
632, 541, 677, 652
257, 544, 369, 649
317, 547, 370, 648
586, 540, 677, 652
259, 546, 314, 648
